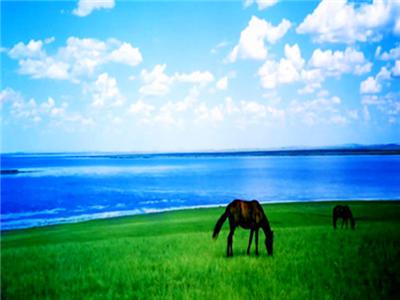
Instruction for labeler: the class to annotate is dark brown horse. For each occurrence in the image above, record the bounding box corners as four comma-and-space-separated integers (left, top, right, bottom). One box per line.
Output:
333, 205, 355, 229
212, 199, 273, 257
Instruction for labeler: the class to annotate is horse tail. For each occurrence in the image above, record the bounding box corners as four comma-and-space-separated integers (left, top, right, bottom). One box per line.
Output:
212, 206, 230, 239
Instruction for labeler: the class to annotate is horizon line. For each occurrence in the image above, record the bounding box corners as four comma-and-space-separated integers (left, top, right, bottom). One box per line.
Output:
2, 143, 400, 156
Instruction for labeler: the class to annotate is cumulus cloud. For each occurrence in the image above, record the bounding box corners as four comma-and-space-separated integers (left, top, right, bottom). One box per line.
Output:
91, 73, 125, 107
360, 77, 382, 94
7, 37, 142, 82
216, 77, 228, 90
309, 47, 371, 76
288, 96, 344, 126
297, 0, 400, 44
139, 64, 174, 96
360, 67, 392, 94
362, 92, 400, 123
73, 0, 115, 17
2, 90, 75, 124
19, 57, 70, 80
108, 42, 143, 67
8, 39, 45, 59
194, 97, 285, 126
227, 16, 291, 62
392, 60, 400, 76
0, 87, 23, 105
258, 44, 305, 89
244, 0, 278, 10
379, 44, 400, 60
139, 65, 214, 96
298, 69, 324, 94
174, 71, 214, 84
129, 99, 155, 122
4, 91, 95, 130
257, 44, 372, 94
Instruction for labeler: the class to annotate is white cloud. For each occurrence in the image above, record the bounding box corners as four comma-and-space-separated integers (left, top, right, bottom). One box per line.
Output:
8, 93, 69, 124
1, 88, 95, 127
0, 87, 22, 105
329, 115, 348, 125
216, 77, 228, 90
392, 60, 400, 76
210, 106, 224, 122
361, 92, 400, 123
258, 44, 305, 89
227, 16, 291, 62
244, 0, 278, 10
8, 37, 143, 81
377, 66, 392, 81
59, 37, 107, 76
258, 45, 371, 93
210, 41, 229, 54
44, 37, 56, 44
309, 47, 371, 76
360, 66, 392, 94
139, 64, 173, 96
108, 42, 143, 67
174, 71, 214, 84
298, 69, 323, 94
91, 73, 125, 107
139, 65, 214, 96
360, 77, 381, 94
18, 57, 70, 80
129, 99, 155, 119
288, 96, 344, 126
194, 97, 285, 126
73, 0, 115, 17
8, 40, 44, 59
154, 103, 183, 127
379, 44, 400, 60
296, 0, 398, 44
175, 87, 199, 112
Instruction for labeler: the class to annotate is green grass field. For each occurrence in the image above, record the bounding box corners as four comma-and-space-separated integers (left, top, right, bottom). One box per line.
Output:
2, 201, 400, 299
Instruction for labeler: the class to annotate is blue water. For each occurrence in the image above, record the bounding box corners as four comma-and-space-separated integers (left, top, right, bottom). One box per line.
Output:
1, 153, 400, 230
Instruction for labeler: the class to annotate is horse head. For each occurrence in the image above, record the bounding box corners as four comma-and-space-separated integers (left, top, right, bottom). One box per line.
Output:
265, 230, 274, 256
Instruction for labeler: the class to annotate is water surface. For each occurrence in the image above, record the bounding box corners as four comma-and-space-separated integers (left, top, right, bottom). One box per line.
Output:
1, 153, 400, 230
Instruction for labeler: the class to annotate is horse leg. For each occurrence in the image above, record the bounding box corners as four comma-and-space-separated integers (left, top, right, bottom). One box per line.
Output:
227, 218, 235, 257
247, 229, 254, 255
255, 229, 259, 256
341, 218, 345, 229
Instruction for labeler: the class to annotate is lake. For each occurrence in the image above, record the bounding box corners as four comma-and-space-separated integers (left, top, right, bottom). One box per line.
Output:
1, 153, 400, 230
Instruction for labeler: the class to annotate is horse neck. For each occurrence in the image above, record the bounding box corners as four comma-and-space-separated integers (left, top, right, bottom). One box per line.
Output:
261, 217, 272, 236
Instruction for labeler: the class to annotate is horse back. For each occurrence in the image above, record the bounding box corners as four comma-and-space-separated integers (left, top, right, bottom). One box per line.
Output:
333, 205, 352, 218
229, 199, 265, 227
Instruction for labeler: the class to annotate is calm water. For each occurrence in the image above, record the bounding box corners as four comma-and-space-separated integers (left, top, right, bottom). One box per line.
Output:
1, 153, 400, 230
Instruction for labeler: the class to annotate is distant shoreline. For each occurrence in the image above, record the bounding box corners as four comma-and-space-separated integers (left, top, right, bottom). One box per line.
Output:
2, 147, 400, 159
2, 199, 400, 232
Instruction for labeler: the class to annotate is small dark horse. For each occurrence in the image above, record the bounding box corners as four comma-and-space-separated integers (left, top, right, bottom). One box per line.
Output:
333, 205, 356, 229
212, 199, 273, 257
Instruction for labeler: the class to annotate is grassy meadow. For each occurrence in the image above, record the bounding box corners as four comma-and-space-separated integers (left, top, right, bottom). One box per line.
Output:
2, 201, 400, 299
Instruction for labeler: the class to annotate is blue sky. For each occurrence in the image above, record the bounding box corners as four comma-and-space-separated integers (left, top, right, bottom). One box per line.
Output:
1, 0, 400, 152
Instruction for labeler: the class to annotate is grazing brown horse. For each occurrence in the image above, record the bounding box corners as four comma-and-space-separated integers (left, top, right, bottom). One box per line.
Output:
333, 205, 356, 229
212, 199, 273, 257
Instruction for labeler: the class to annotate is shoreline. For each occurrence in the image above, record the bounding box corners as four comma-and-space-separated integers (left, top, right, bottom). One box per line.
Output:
2, 198, 400, 232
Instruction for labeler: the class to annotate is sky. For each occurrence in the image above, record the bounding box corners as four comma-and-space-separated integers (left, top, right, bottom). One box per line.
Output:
1, 0, 400, 153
